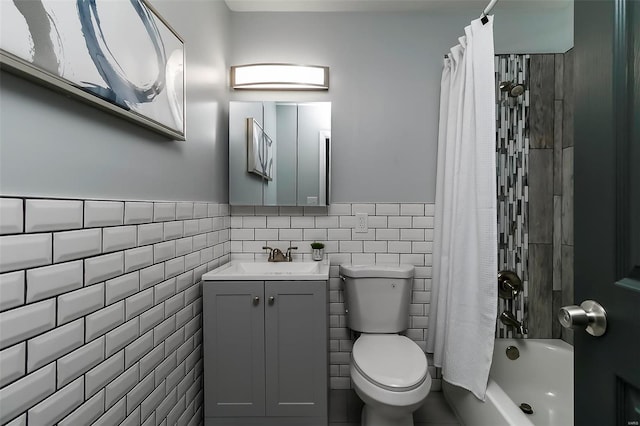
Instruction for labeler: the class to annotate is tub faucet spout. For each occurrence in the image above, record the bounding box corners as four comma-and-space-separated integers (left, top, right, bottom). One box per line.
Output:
500, 311, 528, 335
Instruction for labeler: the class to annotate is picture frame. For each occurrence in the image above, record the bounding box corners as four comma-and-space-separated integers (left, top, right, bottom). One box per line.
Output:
247, 118, 274, 181
0, 0, 185, 140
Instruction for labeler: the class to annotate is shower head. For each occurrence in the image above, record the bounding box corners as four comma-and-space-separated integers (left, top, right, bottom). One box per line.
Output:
499, 81, 525, 97
509, 84, 525, 97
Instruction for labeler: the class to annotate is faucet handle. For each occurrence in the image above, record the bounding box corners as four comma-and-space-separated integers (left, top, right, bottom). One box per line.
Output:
286, 246, 298, 261
498, 270, 522, 299
262, 246, 274, 261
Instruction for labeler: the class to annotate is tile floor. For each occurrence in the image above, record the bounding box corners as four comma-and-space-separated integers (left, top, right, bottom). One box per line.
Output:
329, 389, 460, 426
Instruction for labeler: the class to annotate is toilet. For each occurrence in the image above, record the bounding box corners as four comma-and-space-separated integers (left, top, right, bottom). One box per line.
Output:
340, 264, 431, 426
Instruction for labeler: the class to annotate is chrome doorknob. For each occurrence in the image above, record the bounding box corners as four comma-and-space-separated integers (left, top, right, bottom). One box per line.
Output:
558, 300, 607, 337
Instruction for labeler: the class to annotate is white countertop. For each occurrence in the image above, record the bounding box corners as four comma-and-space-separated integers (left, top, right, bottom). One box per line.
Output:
202, 260, 330, 281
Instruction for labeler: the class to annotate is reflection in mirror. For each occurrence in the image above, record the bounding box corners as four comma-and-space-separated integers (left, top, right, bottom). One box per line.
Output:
229, 101, 331, 206
297, 103, 331, 206
246, 118, 274, 180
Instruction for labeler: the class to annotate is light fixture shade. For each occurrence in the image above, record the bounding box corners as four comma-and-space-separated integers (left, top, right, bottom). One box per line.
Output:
231, 63, 329, 90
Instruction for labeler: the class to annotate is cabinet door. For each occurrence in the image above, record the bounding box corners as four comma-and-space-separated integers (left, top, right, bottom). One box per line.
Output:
265, 281, 327, 417
203, 281, 265, 417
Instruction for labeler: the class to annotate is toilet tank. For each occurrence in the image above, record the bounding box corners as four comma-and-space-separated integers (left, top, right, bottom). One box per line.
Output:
340, 264, 414, 333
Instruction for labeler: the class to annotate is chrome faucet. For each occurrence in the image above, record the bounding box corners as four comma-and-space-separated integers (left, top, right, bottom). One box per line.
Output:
263, 246, 298, 262
500, 311, 528, 335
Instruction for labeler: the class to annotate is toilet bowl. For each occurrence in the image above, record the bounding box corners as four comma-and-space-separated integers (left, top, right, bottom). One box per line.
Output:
350, 334, 431, 426
340, 264, 431, 426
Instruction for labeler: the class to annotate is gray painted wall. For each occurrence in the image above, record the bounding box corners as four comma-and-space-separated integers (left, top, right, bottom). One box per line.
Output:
0, 2, 572, 204
229, 8, 572, 202
0, 0, 230, 202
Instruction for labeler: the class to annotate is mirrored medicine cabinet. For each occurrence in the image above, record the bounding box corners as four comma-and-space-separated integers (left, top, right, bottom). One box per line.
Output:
229, 101, 331, 206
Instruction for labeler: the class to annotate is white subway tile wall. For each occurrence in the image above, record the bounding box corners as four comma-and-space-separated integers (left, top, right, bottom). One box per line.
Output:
0, 197, 230, 425
230, 202, 442, 390
84, 201, 125, 228
0, 199, 23, 235
25, 200, 84, 233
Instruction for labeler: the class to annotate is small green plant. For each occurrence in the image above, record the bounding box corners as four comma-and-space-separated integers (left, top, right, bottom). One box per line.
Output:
310, 241, 325, 249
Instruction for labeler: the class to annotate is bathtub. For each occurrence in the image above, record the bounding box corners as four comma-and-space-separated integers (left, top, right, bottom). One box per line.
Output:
443, 339, 573, 426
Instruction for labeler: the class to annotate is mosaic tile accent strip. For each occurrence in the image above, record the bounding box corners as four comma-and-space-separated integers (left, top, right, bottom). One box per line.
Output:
0, 196, 231, 426
495, 54, 530, 338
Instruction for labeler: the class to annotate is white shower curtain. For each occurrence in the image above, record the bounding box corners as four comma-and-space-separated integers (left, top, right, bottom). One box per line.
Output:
426, 16, 497, 401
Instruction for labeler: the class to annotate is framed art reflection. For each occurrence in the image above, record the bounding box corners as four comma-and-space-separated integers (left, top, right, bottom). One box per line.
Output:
247, 118, 274, 181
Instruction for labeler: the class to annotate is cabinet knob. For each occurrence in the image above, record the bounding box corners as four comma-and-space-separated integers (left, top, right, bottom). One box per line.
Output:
269, 296, 275, 305
253, 296, 260, 305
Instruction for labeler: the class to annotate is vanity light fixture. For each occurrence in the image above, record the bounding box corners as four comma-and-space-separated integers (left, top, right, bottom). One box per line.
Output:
230, 63, 329, 90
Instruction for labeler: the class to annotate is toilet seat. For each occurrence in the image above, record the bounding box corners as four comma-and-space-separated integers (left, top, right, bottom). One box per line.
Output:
352, 334, 428, 392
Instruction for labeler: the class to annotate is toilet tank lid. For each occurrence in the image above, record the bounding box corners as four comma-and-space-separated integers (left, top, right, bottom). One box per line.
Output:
339, 264, 414, 278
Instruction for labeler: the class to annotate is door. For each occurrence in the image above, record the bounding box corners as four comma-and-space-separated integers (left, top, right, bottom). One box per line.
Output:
203, 281, 265, 417
264, 281, 327, 417
574, 0, 640, 424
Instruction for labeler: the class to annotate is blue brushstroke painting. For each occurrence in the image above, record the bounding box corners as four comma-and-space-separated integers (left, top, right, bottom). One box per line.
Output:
1, 0, 184, 134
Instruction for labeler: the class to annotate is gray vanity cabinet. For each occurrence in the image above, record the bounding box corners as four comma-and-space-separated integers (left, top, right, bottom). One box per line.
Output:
203, 280, 328, 425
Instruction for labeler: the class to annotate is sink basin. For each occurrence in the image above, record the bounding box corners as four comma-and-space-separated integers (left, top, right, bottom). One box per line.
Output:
202, 261, 329, 281
238, 262, 320, 274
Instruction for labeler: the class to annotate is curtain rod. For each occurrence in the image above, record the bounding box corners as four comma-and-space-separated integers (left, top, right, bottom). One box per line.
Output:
444, 0, 498, 58
481, 0, 498, 23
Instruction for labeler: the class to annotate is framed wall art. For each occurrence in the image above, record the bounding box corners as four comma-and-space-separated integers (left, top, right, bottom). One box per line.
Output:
0, 0, 185, 140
